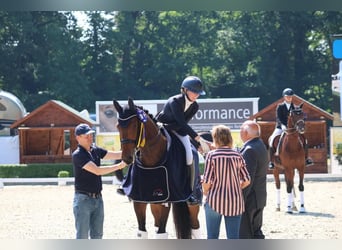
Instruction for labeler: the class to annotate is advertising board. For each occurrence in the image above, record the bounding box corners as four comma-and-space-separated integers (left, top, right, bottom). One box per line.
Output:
95, 98, 259, 151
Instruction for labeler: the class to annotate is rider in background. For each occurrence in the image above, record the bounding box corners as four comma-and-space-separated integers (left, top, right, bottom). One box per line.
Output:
268, 88, 313, 169
156, 76, 205, 190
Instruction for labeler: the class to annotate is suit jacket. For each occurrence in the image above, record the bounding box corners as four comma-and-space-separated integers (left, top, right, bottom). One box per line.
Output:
156, 93, 198, 139
240, 137, 269, 209
276, 102, 295, 129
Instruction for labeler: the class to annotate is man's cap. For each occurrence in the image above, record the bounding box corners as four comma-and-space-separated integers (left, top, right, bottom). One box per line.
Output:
75, 123, 95, 136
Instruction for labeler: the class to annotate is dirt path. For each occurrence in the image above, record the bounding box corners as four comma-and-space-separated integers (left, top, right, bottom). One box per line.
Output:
0, 181, 341, 239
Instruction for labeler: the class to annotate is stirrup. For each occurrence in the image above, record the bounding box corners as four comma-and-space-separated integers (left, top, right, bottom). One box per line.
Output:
269, 162, 275, 169
305, 158, 314, 167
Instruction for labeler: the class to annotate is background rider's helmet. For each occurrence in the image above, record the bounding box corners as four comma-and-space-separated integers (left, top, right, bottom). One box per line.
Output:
181, 76, 206, 95
282, 88, 294, 97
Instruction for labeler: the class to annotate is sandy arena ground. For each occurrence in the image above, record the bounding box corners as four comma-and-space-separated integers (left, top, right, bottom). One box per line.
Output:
0, 179, 342, 239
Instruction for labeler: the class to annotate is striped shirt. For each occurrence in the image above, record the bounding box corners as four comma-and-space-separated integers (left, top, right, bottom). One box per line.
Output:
203, 148, 250, 216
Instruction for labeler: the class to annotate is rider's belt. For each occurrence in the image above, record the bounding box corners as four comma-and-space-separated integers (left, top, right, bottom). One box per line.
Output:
75, 190, 102, 198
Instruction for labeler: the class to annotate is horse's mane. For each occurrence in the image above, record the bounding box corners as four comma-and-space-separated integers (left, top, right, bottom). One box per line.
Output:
134, 104, 158, 124
119, 98, 158, 124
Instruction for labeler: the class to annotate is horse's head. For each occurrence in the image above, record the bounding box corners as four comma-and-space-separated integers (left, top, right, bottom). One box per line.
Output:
288, 103, 305, 134
113, 97, 148, 164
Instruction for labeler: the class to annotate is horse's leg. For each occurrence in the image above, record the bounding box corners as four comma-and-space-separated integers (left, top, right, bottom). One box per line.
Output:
133, 202, 148, 238
150, 203, 170, 238
188, 204, 201, 239
291, 188, 298, 212
272, 137, 282, 212
150, 203, 161, 232
285, 169, 295, 214
273, 167, 281, 211
291, 170, 298, 211
298, 167, 306, 213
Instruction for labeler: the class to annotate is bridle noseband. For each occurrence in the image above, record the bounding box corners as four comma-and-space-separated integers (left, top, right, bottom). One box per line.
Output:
285, 110, 305, 135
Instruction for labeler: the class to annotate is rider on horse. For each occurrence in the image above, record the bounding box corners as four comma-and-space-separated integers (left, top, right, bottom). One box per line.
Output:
156, 76, 206, 201
268, 88, 314, 169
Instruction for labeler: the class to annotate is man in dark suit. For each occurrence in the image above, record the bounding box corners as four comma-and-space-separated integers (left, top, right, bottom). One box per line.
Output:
239, 120, 268, 239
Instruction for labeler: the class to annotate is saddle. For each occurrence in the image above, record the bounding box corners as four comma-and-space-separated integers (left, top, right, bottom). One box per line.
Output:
273, 131, 306, 164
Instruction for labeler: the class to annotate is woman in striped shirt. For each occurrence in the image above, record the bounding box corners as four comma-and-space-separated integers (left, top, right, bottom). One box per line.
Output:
202, 125, 250, 239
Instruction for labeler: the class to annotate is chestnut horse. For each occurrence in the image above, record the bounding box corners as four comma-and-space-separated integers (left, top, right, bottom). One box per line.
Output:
271, 103, 306, 213
113, 98, 203, 239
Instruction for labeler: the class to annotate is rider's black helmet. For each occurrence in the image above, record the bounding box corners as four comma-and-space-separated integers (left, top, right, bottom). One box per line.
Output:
282, 88, 294, 96
181, 76, 206, 95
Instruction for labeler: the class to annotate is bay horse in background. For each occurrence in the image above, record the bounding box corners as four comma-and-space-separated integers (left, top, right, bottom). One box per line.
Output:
271, 103, 307, 213
113, 97, 204, 239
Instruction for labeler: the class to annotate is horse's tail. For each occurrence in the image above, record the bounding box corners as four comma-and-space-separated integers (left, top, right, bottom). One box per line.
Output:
172, 202, 191, 239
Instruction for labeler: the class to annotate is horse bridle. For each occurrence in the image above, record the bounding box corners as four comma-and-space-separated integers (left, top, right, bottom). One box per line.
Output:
285, 110, 305, 135
118, 113, 146, 148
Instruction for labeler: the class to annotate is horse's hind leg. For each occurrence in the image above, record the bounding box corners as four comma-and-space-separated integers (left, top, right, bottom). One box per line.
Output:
133, 202, 148, 238
188, 204, 201, 239
291, 188, 298, 212
298, 168, 306, 213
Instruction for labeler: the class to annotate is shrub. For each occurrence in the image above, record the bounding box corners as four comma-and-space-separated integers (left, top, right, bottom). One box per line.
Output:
0, 163, 73, 178
57, 170, 70, 178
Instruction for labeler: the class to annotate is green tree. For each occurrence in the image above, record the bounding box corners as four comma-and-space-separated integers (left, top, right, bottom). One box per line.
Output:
0, 11, 88, 111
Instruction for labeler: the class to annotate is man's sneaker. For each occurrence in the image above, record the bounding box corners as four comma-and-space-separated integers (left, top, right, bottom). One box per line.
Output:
269, 162, 275, 170
305, 158, 314, 167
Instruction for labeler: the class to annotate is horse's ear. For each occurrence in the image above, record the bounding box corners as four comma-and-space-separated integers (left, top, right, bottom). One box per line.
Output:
299, 103, 304, 109
113, 100, 122, 114
128, 97, 135, 110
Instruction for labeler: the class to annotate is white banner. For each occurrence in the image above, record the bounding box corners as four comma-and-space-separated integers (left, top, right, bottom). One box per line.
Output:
0, 135, 19, 164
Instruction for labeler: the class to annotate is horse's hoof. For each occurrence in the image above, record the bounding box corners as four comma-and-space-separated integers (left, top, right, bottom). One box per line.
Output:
155, 232, 168, 239
292, 206, 298, 212
299, 208, 306, 213
276, 207, 281, 212
137, 230, 148, 239
286, 207, 293, 214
